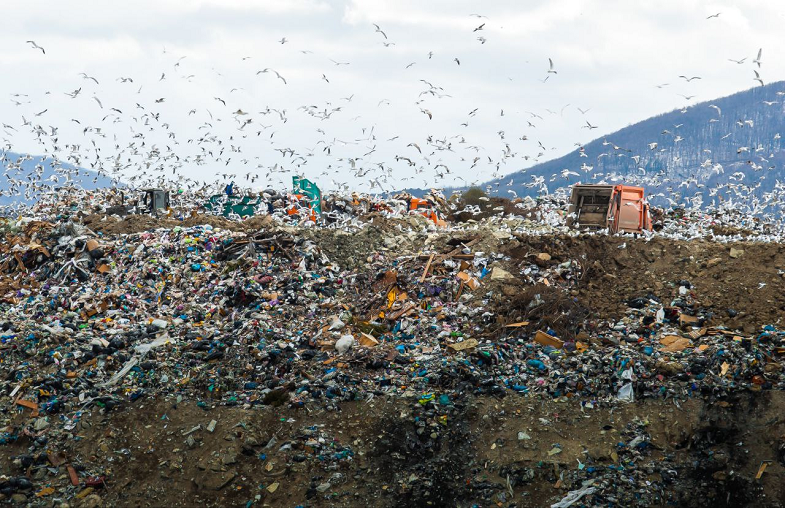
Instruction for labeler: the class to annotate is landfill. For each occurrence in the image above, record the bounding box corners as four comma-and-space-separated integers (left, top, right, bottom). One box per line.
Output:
2, 189, 785, 507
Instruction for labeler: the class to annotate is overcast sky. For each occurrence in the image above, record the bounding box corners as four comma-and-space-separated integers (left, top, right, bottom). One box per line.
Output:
1, 0, 783, 192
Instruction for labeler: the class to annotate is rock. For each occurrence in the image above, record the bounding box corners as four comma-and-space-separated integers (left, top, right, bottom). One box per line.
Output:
706, 257, 722, 268
33, 417, 49, 431
78, 494, 103, 508
221, 448, 238, 465
536, 252, 551, 261
197, 470, 236, 490
729, 247, 744, 259
10, 494, 27, 504
490, 267, 515, 280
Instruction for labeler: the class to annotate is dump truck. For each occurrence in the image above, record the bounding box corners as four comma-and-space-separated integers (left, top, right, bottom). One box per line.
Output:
567, 184, 652, 233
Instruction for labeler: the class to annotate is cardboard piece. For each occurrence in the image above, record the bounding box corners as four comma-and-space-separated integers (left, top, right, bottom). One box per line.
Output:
660, 335, 692, 352
534, 330, 564, 349
359, 333, 379, 347
447, 338, 479, 352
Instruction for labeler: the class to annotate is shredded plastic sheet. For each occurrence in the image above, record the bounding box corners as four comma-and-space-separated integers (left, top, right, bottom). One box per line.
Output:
551, 484, 597, 508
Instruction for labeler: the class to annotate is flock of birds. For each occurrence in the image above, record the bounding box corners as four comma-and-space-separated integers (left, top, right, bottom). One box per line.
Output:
1, 12, 783, 221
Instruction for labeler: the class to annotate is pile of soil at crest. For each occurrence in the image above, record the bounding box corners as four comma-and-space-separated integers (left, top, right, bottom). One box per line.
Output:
80, 213, 274, 235
501, 234, 785, 333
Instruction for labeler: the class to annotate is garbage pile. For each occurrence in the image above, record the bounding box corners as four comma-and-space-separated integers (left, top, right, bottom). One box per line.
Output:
2, 196, 785, 506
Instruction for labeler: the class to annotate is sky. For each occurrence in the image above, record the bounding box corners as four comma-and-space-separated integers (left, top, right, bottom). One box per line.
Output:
0, 0, 784, 192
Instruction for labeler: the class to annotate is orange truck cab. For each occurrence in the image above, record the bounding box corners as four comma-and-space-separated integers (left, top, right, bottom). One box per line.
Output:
567, 184, 652, 234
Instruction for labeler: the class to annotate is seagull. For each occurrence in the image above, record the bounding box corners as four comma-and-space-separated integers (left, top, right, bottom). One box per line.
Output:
93, 96, 103, 108
473, 23, 485, 32
257, 68, 287, 84
678, 75, 701, 82
728, 57, 746, 64
454, 58, 460, 65
329, 59, 349, 66
583, 121, 598, 129
706, 12, 721, 19
79, 73, 99, 84
421, 108, 433, 120
678, 94, 695, 100
279, 37, 288, 44
372, 23, 387, 39
26, 40, 45, 54
754, 70, 764, 87
577, 107, 591, 115
753, 48, 762, 67
547, 58, 557, 74
708, 104, 721, 116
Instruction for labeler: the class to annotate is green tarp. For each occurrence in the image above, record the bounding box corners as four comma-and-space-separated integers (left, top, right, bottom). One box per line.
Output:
292, 176, 322, 215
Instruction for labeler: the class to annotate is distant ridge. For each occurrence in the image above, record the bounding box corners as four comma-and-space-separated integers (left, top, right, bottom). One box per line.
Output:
0, 152, 116, 207
483, 82, 785, 210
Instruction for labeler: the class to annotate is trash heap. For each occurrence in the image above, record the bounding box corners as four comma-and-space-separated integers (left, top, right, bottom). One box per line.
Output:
1, 199, 785, 506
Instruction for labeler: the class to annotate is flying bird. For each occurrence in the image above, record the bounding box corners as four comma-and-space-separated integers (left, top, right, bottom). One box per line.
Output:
706, 12, 721, 19
753, 48, 762, 67
679, 75, 701, 82
728, 57, 746, 64
547, 58, 557, 74
26, 40, 45, 54
372, 23, 387, 39
754, 70, 764, 87
79, 73, 99, 84
473, 23, 485, 32
257, 68, 287, 84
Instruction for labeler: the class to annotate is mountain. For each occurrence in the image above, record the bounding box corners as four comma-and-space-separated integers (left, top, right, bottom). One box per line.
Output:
0, 152, 116, 207
485, 82, 785, 211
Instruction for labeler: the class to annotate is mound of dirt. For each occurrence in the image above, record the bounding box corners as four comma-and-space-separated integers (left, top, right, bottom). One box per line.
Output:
503, 234, 785, 332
